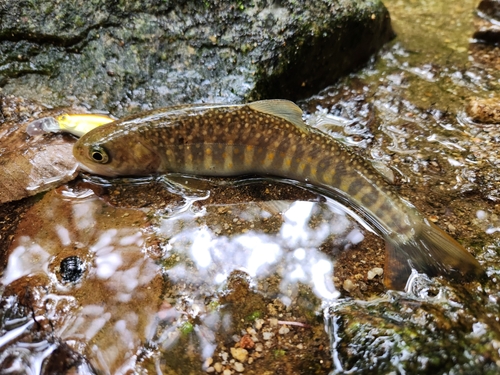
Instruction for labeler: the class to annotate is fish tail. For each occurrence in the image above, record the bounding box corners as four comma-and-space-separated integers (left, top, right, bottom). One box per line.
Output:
384, 220, 484, 290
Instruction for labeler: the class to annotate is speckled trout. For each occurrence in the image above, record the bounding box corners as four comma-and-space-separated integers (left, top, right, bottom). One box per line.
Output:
73, 100, 483, 289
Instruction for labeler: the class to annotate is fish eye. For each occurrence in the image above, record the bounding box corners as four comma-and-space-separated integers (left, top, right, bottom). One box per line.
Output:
89, 145, 109, 164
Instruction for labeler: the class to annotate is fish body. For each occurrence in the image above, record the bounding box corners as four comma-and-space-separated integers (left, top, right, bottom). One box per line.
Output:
73, 100, 483, 289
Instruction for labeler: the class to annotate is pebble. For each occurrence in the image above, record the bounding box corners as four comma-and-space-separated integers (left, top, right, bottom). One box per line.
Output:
476, 210, 488, 220
255, 343, 264, 352
343, 279, 356, 292
429, 215, 439, 223
230, 347, 248, 363
239, 334, 255, 349
262, 331, 275, 340
214, 362, 223, 373
269, 318, 278, 327
367, 267, 384, 280
466, 97, 500, 124
233, 362, 245, 373
206, 367, 215, 373
255, 319, 265, 330
223, 370, 232, 375
278, 326, 290, 335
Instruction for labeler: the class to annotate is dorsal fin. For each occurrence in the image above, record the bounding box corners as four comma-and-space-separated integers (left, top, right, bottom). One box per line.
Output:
248, 100, 308, 133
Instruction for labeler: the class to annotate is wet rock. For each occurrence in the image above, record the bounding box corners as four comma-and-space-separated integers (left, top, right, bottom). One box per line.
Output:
42, 342, 97, 375
478, 0, 500, 21
329, 287, 500, 374
0, 185, 163, 374
466, 97, 500, 124
367, 267, 383, 280
0, 1, 393, 113
474, 1, 500, 43
0, 96, 83, 204
233, 361, 245, 372
239, 334, 255, 349
230, 347, 248, 363
213, 362, 223, 372
342, 278, 356, 292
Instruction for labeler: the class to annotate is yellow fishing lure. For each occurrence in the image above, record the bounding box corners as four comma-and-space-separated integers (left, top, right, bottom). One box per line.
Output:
27, 113, 114, 137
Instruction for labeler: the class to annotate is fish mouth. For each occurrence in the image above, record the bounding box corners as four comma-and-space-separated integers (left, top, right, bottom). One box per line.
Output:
73, 143, 118, 177
75, 160, 119, 178
76, 162, 97, 174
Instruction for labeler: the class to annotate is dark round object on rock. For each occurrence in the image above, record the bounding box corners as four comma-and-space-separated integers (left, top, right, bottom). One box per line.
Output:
60, 256, 85, 283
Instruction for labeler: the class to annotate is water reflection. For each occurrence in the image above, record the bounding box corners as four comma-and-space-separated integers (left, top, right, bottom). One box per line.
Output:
0, 186, 161, 374
158, 200, 347, 305
0, 182, 362, 373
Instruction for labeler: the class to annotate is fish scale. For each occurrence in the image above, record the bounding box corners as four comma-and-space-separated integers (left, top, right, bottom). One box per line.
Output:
73, 99, 484, 290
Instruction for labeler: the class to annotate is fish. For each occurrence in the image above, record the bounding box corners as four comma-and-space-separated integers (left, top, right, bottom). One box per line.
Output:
73, 99, 484, 290
27, 113, 114, 137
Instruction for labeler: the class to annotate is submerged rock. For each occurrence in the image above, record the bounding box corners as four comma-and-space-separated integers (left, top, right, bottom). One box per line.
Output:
466, 97, 500, 124
474, 0, 500, 43
328, 283, 500, 374
0, 0, 393, 114
0, 96, 84, 204
478, 0, 500, 21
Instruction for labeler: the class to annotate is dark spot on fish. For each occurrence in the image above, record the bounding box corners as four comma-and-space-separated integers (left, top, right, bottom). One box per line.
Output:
361, 191, 378, 206
376, 199, 395, 220
347, 180, 362, 196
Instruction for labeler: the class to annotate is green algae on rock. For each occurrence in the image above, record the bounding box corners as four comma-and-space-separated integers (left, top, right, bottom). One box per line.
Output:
0, 0, 392, 114
329, 284, 500, 374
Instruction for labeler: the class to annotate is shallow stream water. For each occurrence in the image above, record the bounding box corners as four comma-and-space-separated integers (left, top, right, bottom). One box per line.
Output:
2, 0, 500, 374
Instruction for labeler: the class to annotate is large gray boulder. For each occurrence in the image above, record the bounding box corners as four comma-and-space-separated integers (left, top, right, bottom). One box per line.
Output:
0, 0, 393, 115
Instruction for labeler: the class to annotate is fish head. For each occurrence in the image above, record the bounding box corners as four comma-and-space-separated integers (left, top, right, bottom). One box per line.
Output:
73, 130, 161, 177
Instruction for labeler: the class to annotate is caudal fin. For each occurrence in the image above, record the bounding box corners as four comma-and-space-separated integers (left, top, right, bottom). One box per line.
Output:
384, 220, 484, 290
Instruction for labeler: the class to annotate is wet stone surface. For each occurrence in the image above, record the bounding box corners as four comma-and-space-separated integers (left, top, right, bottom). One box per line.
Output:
474, 0, 500, 43
0, 0, 393, 114
0, 95, 99, 204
